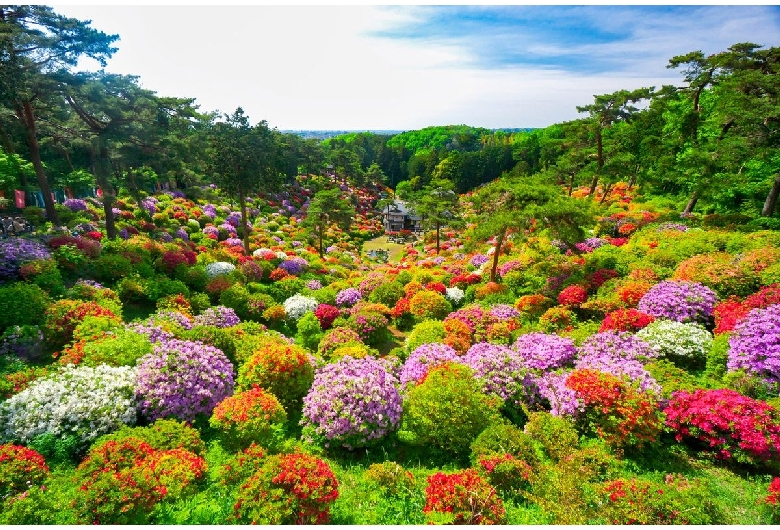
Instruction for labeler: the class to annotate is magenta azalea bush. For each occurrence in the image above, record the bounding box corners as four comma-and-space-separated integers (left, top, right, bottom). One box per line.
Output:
193, 306, 240, 328
136, 339, 234, 422
301, 356, 402, 449
637, 280, 717, 324
727, 304, 780, 384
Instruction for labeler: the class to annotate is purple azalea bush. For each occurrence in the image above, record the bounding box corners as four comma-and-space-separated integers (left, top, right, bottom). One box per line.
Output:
577, 331, 657, 363
489, 304, 521, 321
727, 304, 780, 384
400, 342, 462, 389
512, 333, 577, 372
193, 306, 240, 328
527, 371, 583, 417
637, 280, 717, 324
336, 287, 362, 307
63, 198, 88, 212
462, 342, 529, 401
301, 356, 402, 449
135, 339, 235, 422
0, 238, 51, 281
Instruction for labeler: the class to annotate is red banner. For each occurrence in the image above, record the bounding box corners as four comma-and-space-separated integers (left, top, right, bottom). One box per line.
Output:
14, 190, 24, 209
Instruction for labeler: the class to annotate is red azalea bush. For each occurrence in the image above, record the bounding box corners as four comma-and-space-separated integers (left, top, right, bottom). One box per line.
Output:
73, 437, 206, 524
43, 299, 120, 347
664, 388, 780, 464
425, 281, 447, 294
558, 285, 588, 307
566, 369, 663, 448
209, 386, 287, 451
477, 453, 533, 499
443, 318, 473, 354
764, 477, 780, 522
745, 283, 780, 310
712, 297, 752, 334
424, 468, 506, 525
515, 293, 552, 318
155, 249, 197, 274
0, 444, 49, 496
237, 341, 314, 408
597, 475, 713, 525
313, 303, 340, 330
538, 306, 576, 332
616, 280, 652, 307
233, 452, 339, 525
587, 268, 620, 290
599, 308, 655, 333
450, 273, 481, 288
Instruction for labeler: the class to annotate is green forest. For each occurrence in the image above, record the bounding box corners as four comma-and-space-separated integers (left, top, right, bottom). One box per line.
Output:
2, 5, 780, 526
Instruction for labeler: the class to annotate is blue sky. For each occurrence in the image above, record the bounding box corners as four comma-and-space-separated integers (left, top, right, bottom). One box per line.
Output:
53, 4, 780, 131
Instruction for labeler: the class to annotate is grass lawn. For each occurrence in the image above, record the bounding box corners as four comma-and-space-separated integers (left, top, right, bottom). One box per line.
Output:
362, 234, 409, 263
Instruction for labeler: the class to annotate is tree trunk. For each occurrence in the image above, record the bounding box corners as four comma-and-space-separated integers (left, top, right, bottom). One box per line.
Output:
599, 182, 613, 205
489, 229, 506, 283
568, 173, 574, 196
20, 101, 59, 225
588, 174, 599, 198
761, 172, 780, 217
683, 190, 699, 215
92, 138, 116, 240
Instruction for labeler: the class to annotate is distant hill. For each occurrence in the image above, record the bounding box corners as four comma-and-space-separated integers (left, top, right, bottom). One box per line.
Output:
282, 128, 536, 140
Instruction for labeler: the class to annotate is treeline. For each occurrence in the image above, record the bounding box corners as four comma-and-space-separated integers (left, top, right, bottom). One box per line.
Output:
0, 5, 778, 225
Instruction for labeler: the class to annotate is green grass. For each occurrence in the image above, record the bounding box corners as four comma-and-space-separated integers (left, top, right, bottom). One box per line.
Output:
362, 235, 408, 263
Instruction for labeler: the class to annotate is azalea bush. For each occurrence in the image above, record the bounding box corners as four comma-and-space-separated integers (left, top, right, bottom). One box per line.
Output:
209, 386, 287, 451
0, 364, 137, 447
636, 320, 712, 369
0, 444, 49, 497
512, 332, 577, 372
727, 304, 780, 384
664, 388, 780, 464
423, 469, 506, 525
135, 338, 234, 422
637, 280, 717, 324
233, 452, 339, 525
301, 356, 402, 449
566, 368, 663, 448
236, 340, 313, 409
399, 362, 501, 457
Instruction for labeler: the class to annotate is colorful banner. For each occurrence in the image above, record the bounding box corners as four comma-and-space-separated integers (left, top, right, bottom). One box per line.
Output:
14, 190, 24, 209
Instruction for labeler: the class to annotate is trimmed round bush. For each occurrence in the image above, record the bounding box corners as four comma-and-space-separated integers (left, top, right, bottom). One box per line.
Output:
398, 362, 502, 457
136, 339, 235, 422
210, 386, 287, 451
523, 411, 580, 461
405, 319, 447, 354
470, 422, 543, 467
282, 293, 319, 321
302, 356, 402, 449
637, 280, 717, 324
423, 469, 506, 524
94, 418, 206, 456
79, 328, 154, 367
0, 282, 49, 332
512, 332, 577, 372
664, 388, 780, 464
0, 364, 137, 446
0, 444, 49, 497
0, 237, 51, 281
193, 305, 240, 328
233, 452, 339, 524
205, 261, 236, 278
577, 330, 656, 362
318, 326, 363, 359
409, 290, 452, 322
463, 342, 528, 401
636, 320, 712, 368
400, 342, 462, 389
237, 341, 313, 408
727, 304, 780, 384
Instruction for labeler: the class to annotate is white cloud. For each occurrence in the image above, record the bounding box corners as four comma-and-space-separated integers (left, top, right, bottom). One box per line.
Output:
52, 4, 779, 130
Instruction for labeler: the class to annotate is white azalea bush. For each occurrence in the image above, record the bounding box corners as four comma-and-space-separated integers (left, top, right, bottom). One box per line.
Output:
636, 320, 713, 367
283, 293, 319, 321
445, 287, 465, 306
205, 261, 236, 279
0, 364, 137, 446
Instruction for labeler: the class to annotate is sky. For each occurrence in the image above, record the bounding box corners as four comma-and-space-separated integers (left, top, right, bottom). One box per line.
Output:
51, 3, 780, 132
